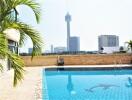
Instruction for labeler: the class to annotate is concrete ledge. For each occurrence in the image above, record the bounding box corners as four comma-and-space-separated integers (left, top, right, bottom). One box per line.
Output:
21, 54, 132, 66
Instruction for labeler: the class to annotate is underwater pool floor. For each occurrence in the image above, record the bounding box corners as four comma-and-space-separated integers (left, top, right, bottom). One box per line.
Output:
43, 67, 132, 100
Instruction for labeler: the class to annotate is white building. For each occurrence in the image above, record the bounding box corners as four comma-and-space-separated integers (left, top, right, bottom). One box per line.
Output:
101, 47, 119, 53
54, 47, 67, 53
98, 35, 119, 53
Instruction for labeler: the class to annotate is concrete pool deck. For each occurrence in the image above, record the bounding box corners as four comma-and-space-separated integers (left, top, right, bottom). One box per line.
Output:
0, 64, 132, 100
0, 67, 42, 100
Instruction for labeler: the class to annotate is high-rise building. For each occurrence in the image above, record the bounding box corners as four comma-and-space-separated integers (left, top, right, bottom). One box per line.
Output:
51, 45, 54, 53
65, 12, 71, 51
28, 48, 33, 54
54, 47, 67, 53
98, 35, 119, 53
69, 36, 80, 51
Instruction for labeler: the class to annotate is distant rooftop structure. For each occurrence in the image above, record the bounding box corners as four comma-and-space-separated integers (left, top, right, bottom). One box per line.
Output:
65, 12, 71, 22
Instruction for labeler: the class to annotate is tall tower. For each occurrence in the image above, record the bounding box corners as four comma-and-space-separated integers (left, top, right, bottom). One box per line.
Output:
65, 12, 71, 51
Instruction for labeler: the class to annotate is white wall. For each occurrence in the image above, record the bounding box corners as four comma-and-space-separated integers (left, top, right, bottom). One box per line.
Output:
102, 47, 119, 53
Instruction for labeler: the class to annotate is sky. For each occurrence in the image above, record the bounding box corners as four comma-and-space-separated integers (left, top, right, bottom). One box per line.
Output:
18, 0, 132, 53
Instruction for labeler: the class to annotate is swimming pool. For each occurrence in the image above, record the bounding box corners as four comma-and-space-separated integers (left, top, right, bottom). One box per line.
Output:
42, 67, 132, 100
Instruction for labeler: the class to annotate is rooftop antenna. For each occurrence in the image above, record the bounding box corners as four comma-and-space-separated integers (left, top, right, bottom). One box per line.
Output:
66, 0, 70, 12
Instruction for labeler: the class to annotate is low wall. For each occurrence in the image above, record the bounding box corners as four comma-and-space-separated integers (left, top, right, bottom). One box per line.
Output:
21, 54, 132, 67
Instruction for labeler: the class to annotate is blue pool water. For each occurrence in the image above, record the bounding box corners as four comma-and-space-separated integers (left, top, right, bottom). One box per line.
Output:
42, 68, 132, 100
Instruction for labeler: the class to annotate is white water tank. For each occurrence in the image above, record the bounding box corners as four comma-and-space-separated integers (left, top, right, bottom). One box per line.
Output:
3, 28, 20, 42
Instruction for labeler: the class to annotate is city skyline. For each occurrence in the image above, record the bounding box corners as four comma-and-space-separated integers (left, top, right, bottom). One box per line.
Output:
18, 0, 132, 53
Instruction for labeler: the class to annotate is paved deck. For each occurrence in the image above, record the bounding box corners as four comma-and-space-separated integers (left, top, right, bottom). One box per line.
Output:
0, 67, 42, 100
0, 65, 132, 100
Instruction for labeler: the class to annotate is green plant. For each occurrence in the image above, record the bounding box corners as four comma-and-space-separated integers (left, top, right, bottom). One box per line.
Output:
0, 0, 43, 86
126, 40, 132, 52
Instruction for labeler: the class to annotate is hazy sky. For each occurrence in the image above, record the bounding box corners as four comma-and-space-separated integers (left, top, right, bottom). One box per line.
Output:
19, 0, 132, 52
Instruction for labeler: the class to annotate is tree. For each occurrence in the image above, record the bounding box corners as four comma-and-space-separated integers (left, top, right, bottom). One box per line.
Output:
0, 0, 43, 86
126, 40, 132, 52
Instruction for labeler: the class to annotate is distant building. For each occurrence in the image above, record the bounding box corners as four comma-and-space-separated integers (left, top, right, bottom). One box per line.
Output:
54, 47, 67, 53
102, 47, 119, 53
51, 45, 54, 53
65, 12, 81, 52
65, 12, 71, 51
69, 36, 80, 51
28, 48, 33, 54
98, 35, 119, 53
44, 50, 51, 53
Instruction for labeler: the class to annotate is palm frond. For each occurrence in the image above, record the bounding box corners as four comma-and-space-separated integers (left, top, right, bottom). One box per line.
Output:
0, 31, 7, 72
4, 21, 43, 58
0, 30, 25, 86
17, 22, 43, 58
0, 0, 42, 87
0, 32, 8, 58
10, 0, 41, 23
7, 52, 25, 87
0, 21, 25, 86
0, 63, 3, 72
19, 31, 27, 47
125, 40, 132, 52
0, 0, 13, 22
